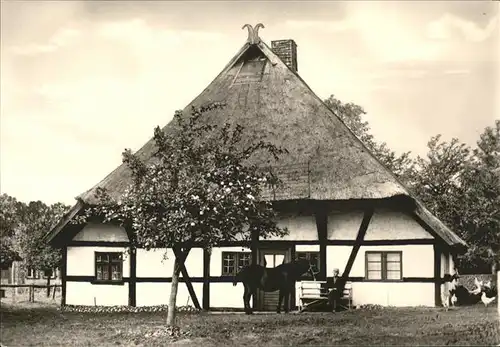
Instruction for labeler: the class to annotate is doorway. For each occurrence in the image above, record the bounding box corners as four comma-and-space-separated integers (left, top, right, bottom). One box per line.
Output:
257, 248, 292, 311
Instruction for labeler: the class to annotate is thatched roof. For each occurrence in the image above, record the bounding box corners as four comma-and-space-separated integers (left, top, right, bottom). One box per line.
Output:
78, 42, 409, 204
45, 27, 466, 249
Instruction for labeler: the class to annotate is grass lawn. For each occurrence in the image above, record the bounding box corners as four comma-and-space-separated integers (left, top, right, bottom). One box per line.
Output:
1, 301, 499, 346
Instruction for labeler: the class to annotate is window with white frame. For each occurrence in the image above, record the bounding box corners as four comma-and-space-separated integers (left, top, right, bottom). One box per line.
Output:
365, 251, 402, 281
95, 252, 123, 282
221, 252, 252, 276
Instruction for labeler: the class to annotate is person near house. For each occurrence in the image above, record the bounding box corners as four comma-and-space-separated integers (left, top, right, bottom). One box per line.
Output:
326, 268, 342, 313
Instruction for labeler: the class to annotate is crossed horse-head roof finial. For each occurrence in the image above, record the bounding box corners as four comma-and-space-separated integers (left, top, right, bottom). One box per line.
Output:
242, 23, 265, 44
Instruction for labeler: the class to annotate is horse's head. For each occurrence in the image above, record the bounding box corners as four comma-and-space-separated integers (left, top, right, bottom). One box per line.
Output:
293, 258, 315, 278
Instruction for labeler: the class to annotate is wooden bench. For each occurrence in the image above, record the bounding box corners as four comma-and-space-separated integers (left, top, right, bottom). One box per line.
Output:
298, 280, 353, 312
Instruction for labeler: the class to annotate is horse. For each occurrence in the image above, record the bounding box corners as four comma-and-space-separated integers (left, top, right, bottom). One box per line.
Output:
232, 258, 314, 314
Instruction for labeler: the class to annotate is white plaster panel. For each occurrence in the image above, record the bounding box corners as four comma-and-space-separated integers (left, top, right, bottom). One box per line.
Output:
210, 283, 245, 308
326, 245, 353, 275
67, 246, 129, 277
351, 282, 434, 307
136, 248, 172, 278
364, 209, 433, 240
327, 211, 363, 240
136, 247, 204, 278
72, 223, 129, 242
184, 248, 204, 278
296, 245, 320, 252
266, 214, 317, 241
135, 282, 203, 307
66, 281, 128, 306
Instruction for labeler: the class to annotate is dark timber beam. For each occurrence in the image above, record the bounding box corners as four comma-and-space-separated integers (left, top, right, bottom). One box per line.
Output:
61, 246, 67, 306
202, 248, 211, 311
251, 230, 259, 310
340, 208, 374, 291
128, 247, 137, 307
251, 230, 259, 266
290, 245, 296, 310
433, 243, 442, 307
125, 224, 137, 307
315, 203, 328, 281
173, 247, 201, 310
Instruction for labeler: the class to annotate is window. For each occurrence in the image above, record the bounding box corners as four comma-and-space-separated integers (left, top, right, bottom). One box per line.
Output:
365, 251, 402, 281
42, 268, 58, 279
296, 252, 320, 279
95, 252, 123, 283
221, 252, 252, 276
233, 59, 267, 85
26, 268, 40, 279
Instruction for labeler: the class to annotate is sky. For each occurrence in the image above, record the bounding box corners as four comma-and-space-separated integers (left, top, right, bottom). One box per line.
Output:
1, 0, 499, 206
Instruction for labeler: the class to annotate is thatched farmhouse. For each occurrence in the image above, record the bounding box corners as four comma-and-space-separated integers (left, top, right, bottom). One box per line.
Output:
45, 25, 466, 310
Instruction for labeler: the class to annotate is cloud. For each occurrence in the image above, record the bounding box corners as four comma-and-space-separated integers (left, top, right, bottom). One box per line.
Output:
285, 19, 354, 32
97, 18, 223, 47
8, 18, 223, 57
285, 11, 443, 63
8, 26, 83, 56
426, 13, 498, 42
443, 69, 470, 75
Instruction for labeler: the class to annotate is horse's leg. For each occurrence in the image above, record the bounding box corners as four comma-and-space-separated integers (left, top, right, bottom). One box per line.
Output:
243, 285, 253, 315
284, 288, 290, 314
250, 288, 257, 314
277, 289, 283, 314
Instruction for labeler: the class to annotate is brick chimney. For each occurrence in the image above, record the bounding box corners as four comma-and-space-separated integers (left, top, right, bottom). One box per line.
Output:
271, 39, 298, 73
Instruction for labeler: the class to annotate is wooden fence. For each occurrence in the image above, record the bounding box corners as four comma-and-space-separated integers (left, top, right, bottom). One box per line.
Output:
0, 284, 62, 302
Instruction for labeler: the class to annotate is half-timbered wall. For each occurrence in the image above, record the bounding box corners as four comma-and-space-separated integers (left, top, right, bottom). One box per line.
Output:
63, 207, 450, 308
325, 245, 434, 277
66, 223, 131, 306
325, 244, 435, 306
135, 248, 204, 307
66, 246, 130, 306
324, 208, 436, 307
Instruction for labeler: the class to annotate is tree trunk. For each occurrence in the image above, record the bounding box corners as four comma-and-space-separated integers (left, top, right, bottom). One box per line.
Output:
166, 253, 182, 327
492, 261, 498, 289
46, 274, 51, 298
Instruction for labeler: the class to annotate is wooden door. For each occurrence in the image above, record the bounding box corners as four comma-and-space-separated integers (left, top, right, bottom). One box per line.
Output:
258, 249, 290, 311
